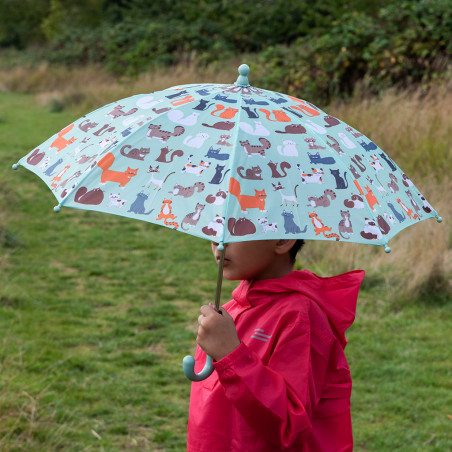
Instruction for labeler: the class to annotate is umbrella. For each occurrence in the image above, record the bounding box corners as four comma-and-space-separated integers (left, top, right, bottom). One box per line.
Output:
12, 64, 442, 380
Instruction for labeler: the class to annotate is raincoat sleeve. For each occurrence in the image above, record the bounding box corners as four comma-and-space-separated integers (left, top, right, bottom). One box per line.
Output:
213, 311, 332, 448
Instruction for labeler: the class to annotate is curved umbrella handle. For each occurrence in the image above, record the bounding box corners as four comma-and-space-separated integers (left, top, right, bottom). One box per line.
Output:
183, 354, 214, 381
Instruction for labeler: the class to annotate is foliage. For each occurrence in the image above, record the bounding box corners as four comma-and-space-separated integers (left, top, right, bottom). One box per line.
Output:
252, 0, 452, 103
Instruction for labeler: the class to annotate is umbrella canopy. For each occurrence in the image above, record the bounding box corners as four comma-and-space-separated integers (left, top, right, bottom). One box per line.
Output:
13, 64, 442, 380
13, 65, 441, 253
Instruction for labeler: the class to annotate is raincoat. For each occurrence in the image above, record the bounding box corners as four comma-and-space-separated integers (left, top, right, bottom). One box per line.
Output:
187, 269, 365, 452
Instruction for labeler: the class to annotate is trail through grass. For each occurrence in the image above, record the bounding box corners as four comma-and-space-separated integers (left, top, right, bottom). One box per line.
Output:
1, 83, 451, 451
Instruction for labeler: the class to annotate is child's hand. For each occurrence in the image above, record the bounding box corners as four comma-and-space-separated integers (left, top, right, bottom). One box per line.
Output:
197, 304, 240, 361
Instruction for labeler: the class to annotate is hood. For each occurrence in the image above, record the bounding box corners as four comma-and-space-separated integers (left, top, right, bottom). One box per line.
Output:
232, 269, 365, 348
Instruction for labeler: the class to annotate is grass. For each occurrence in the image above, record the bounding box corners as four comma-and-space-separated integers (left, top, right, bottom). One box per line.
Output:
1, 65, 451, 451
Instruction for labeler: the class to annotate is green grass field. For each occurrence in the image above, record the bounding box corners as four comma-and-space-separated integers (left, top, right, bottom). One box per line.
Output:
1, 88, 451, 451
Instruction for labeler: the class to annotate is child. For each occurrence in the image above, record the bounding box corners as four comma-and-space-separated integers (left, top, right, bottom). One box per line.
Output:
187, 239, 365, 452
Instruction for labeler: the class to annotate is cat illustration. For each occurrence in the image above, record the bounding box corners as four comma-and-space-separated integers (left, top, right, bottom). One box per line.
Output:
244, 98, 269, 106
182, 156, 210, 176
146, 124, 185, 142
183, 132, 210, 149
287, 97, 321, 117
165, 90, 188, 100
380, 153, 397, 171
241, 106, 260, 119
338, 210, 353, 239
272, 182, 299, 206
205, 147, 230, 161
387, 202, 406, 222
396, 198, 420, 220
202, 121, 235, 130
330, 169, 349, 189
268, 161, 291, 178
383, 212, 397, 225
193, 99, 214, 111
50, 165, 70, 190
229, 178, 267, 213
156, 147, 184, 163
275, 124, 307, 134
304, 137, 326, 150
228, 217, 256, 236
308, 212, 340, 241
369, 155, 384, 172
217, 134, 233, 147
170, 95, 195, 107
307, 152, 335, 165
337, 132, 356, 149
323, 115, 340, 127
167, 110, 200, 126
60, 170, 81, 190
402, 174, 414, 187
240, 138, 271, 157
326, 135, 345, 156
282, 211, 306, 234
351, 155, 366, 172
209, 164, 230, 185
50, 125, 77, 152
296, 165, 324, 184
44, 158, 63, 176
108, 193, 126, 208
213, 94, 237, 104
305, 119, 326, 134
97, 153, 138, 187
27, 148, 45, 165
136, 95, 164, 110
171, 182, 205, 198
419, 194, 433, 214
120, 145, 150, 161
377, 214, 391, 235
387, 174, 399, 193
354, 180, 379, 210
237, 166, 263, 180
79, 119, 99, 132
239, 121, 270, 136
307, 189, 336, 207
128, 192, 155, 215
359, 140, 378, 152
76, 153, 97, 165
258, 217, 278, 233
366, 175, 386, 196
210, 105, 239, 119
349, 164, 361, 179
143, 166, 175, 190
344, 193, 365, 209
277, 140, 299, 157
181, 203, 205, 231
345, 126, 363, 138
360, 218, 382, 240
74, 187, 104, 205
205, 190, 227, 205
106, 105, 138, 119
202, 215, 225, 237
156, 199, 179, 229
259, 109, 291, 122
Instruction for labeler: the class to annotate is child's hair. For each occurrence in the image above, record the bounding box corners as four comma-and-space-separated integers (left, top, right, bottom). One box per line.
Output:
289, 239, 305, 263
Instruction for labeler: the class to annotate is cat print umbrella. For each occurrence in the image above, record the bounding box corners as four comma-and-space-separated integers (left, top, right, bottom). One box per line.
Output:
13, 64, 442, 380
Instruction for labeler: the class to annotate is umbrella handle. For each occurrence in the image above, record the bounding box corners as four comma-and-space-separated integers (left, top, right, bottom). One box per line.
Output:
182, 354, 214, 381
182, 243, 225, 382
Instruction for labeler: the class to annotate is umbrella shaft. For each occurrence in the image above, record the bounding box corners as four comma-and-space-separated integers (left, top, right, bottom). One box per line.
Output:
214, 247, 225, 312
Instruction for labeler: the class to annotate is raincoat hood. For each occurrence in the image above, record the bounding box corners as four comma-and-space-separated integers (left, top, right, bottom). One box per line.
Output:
232, 269, 365, 348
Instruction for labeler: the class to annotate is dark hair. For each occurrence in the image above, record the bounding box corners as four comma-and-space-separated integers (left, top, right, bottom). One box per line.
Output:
289, 239, 305, 264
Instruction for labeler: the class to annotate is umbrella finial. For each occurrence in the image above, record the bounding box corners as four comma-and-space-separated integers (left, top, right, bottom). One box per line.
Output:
235, 64, 250, 87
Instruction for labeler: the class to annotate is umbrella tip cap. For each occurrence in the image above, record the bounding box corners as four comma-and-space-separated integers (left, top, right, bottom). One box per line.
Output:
12, 163, 20, 170
54, 204, 61, 213
235, 64, 250, 87
436, 216, 443, 223
384, 246, 392, 253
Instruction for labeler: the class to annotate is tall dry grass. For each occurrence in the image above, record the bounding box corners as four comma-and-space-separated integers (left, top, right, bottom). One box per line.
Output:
1, 62, 450, 302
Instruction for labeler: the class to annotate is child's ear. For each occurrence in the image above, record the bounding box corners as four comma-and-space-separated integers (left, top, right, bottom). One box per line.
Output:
274, 239, 297, 255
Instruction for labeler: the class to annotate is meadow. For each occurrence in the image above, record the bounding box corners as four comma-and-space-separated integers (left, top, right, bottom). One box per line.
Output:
0, 64, 451, 451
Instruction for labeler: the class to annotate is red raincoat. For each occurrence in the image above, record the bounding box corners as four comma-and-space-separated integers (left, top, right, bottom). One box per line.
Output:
187, 269, 365, 452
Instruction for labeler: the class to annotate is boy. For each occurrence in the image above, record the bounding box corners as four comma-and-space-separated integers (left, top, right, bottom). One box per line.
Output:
187, 239, 365, 452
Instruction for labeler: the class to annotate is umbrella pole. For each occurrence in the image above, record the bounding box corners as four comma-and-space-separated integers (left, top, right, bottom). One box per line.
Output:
214, 244, 225, 312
